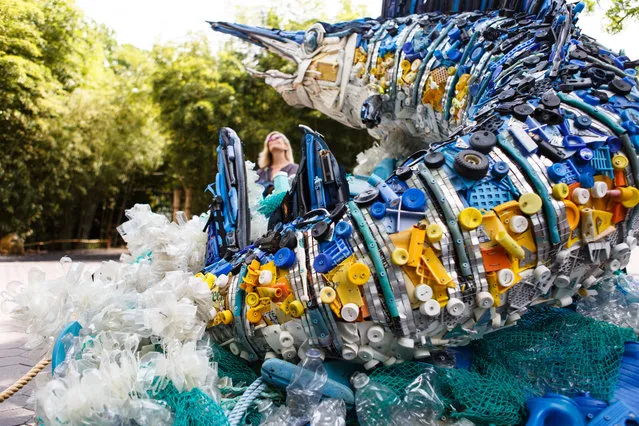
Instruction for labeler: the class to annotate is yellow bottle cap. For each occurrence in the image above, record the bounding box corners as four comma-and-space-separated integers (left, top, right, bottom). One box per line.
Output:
246, 292, 260, 307
219, 310, 233, 325
458, 207, 483, 230
400, 59, 411, 72
518, 193, 543, 215
247, 308, 262, 324
319, 287, 337, 304
391, 248, 409, 265
551, 183, 569, 200
620, 187, 639, 208
347, 262, 371, 285
612, 154, 629, 170
426, 223, 443, 243
289, 300, 305, 317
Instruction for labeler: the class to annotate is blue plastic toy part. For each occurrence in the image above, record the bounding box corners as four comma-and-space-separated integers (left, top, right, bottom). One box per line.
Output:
592, 147, 614, 178
613, 342, 639, 412
492, 161, 510, 179
575, 115, 592, 130
525, 394, 586, 426
588, 401, 637, 426
334, 221, 353, 239
261, 358, 355, 405
52, 321, 82, 374
547, 163, 570, 182
274, 247, 296, 269
313, 238, 352, 273
372, 158, 396, 181
572, 393, 608, 421
368, 174, 400, 203
563, 135, 586, 149
370, 201, 387, 220
401, 188, 426, 211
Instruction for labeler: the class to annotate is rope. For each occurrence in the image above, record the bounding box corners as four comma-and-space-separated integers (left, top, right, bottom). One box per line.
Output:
227, 377, 266, 426
0, 357, 50, 402
24, 238, 107, 248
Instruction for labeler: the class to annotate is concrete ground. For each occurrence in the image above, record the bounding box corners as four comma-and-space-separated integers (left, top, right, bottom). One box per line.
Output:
0, 249, 125, 426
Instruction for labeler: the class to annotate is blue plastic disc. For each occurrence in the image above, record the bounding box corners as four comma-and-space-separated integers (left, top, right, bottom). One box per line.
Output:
334, 221, 353, 239
575, 115, 592, 129
402, 188, 426, 211
370, 201, 387, 219
274, 247, 296, 269
579, 172, 595, 188
492, 161, 510, 178
313, 253, 335, 273
548, 163, 569, 182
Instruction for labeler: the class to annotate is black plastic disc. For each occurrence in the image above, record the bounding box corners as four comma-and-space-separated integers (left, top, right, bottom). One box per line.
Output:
609, 78, 632, 96
469, 131, 497, 154
512, 103, 535, 121
423, 151, 446, 169
541, 91, 561, 108
311, 221, 330, 240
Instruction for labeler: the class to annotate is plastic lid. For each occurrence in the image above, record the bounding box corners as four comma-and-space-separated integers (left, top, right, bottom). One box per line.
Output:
351, 372, 370, 389
575, 115, 592, 129
590, 181, 608, 198
458, 207, 483, 230
341, 303, 360, 322
427, 223, 443, 243
347, 262, 370, 285
289, 300, 305, 317
247, 308, 262, 324
306, 348, 321, 359
367, 326, 385, 343
246, 292, 260, 307
402, 188, 426, 211
552, 183, 570, 200
476, 291, 494, 309
492, 161, 510, 178
414, 284, 433, 302
279, 331, 294, 348
446, 298, 465, 316
533, 265, 552, 284
420, 299, 441, 316
274, 247, 296, 269
554, 275, 571, 288
612, 154, 629, 170
547, 163, 569, 182
497, 268, 515, 287
370, 201, 387, 219
572, 188, 590, 205
334, 221, 353, 239
391, 247, 409, 265
319, 286, 336, 304
313, 253, 335, 274
509, 215, 529, 233
519, 193, 542, 215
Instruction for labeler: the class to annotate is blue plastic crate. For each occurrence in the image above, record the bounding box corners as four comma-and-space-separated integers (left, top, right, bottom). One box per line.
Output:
591, 146, 614, 179
467, 180, 514, 210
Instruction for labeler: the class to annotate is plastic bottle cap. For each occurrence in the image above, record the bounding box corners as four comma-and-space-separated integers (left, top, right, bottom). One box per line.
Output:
281, 347, 297, 360
612, 154, 629, 170
556, 250, 571, 264
572, 188, 590, 205
552, 183, 570, 200
289, 300, 305, 317
626, 236, 638, 250
370, 201, 387, 219
391, 248, 410, 265
608, 259, 621, 271
398, 337, 415, 349
313, 253, 335, 274
220, 310, 233, 325
518, 193, 542, 215
590, 181, 608, 199
342, 344, 358, 360
533, 265, 552, 284
497, 268, 515, 287
334, 221, 353, 239
476, 291, 494, 309
458, 207, 483, 230
554, 275, 571, 288
341, 303, 360, 322
319, 286, 336, 304
414, 284, 433, 302
229, 342, 240, 355
247, 308, 262, 324
246, 292, 260, 307
259, 270, 273, 285
402, 188, 426, 211
279, 331, 294, 348
426, 223, 443, 243
420, 299, 441, 317
356, 348, 374, 362
582, 276, 597, 289
446, 298, 465, 317
508, 215, 529, 233
347, 262, 370, 285
274, 247, 296, 269
620, 187, 639, 208
367, 325, 385, 343
216, 274, 230, 289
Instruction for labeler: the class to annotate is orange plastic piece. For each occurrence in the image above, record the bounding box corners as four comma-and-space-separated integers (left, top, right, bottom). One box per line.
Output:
611, 202, 627, 224
614, 170, 627, 187
480, 245, 512, 272
562, 200, 581, 230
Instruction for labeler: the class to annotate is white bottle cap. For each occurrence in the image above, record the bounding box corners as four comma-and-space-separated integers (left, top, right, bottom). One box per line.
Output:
497, 268, 516, 287
397, 337, 415, 349
533, 265, 552, 284
341, 303, 360, 322
420, 299, 441, 317
383, 357, 397, 366
608, 259, 621, 272
582, 276, 597, 289
554, 275, 571, 288
476, 291, 494, 309
279, 331, 294, 348
229, 342, 240, 355
281, 346, 297, 360
258, 270, 273, 285
366, 326, 385, 343
342, 343, 359, 360
414, 284, 433, 302
357, 346, 374, 361
572, 188, 590, 205
509, 215, 529, 233
216, 274, 230, 289
556, 250, 571, 265
626, 236, 637, 250
590, 181, 608, 199
612, 243, 630, 260
446, 298, 465, 317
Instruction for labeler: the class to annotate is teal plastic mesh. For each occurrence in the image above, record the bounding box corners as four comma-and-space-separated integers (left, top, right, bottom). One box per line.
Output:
258, 191, 287, 216
370, 307, 636, 425
152, 381, 230, 426
212, 344, 258, 387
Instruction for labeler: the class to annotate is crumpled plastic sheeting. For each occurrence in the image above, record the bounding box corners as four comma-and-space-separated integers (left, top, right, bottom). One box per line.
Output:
1, 205, 223, 425
576, 274, 639, 334
246, 160, 269, 241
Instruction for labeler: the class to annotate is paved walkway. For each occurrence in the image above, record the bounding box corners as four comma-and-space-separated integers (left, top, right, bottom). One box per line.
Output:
0, 250, 124, 426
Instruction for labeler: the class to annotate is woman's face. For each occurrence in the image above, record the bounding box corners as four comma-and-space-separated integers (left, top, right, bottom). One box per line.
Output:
267, 133, 287, 153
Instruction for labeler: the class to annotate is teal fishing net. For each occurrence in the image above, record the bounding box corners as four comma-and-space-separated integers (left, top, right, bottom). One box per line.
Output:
152, 381, 230, 426
212, 344, 258, 387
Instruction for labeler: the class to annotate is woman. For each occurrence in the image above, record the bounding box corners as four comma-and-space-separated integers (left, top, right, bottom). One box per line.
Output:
256, 131, 298, 188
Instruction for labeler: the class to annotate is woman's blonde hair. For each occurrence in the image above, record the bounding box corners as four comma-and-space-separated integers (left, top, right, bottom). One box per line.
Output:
257, 131, 295, 169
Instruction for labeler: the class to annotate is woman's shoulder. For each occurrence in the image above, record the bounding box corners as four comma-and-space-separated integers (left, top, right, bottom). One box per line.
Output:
283, 163, 299, 175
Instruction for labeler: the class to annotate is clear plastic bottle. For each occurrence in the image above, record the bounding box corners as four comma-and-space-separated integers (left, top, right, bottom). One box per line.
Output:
286, 348, 328, 424
351, 372, 402, 426
258, 399, 276, 425
310, 398, 346, 426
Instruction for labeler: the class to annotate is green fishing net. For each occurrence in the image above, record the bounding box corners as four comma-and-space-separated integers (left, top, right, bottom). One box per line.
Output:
370, 307, 636, 425
152, 381, 230, 426
212, 344, 258, 387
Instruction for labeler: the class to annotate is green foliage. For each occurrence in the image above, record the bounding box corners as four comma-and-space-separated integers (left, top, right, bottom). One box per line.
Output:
602, 0, 639, 33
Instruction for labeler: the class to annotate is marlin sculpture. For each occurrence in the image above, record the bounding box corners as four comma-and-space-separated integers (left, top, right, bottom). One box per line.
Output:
201, 0, 639, 366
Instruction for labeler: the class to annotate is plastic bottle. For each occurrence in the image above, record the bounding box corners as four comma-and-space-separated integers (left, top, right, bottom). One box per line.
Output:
397, 368, 444, 425
286, 348, 328, 424
310, 398, 346, 426
351, 372, 402, 426
258, 399, 276, 425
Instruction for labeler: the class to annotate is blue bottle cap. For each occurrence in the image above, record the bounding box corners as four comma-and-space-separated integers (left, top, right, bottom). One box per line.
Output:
334, 221, 353, 239
402, 188, 426, 211
577, 147, 594, 162
370, 201, 387, 219
313, 253, 335, 273
579, 172, 595, 188
607, 136, 622, 153
274, 247, 296, 269
449, 28, 461, 40
622, 120, 639, 135
447, 48, 462, 62
548, 163, 569, 182
574, 115, 591, 130
492, 161, 510, 178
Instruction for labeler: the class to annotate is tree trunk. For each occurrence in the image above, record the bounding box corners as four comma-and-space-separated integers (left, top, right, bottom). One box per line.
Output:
184, 187, 192, 219
173, 188, 182, 222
